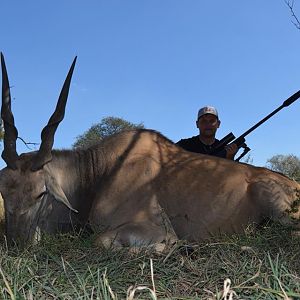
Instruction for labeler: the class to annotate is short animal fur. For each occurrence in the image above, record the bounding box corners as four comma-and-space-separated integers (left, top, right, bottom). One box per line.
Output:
1, 53, 300, 250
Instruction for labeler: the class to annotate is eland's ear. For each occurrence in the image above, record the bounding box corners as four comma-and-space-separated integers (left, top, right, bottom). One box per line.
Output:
45, 175, 78, 213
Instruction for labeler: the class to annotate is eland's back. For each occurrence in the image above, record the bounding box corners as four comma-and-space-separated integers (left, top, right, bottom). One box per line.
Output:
0, 53, 299, 251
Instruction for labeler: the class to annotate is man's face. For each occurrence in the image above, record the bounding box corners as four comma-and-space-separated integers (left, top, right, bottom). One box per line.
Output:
196, 114, 220, 137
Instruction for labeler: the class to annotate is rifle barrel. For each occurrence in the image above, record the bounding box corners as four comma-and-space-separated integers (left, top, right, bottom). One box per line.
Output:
239, 90, 300, 140
283, 89, 300, 107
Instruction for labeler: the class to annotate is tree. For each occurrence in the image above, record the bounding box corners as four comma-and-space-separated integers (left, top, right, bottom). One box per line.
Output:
266, 154, 300, 181
286, 0, 300, 29
240, 153, 253, 165
73, 116, 144, 149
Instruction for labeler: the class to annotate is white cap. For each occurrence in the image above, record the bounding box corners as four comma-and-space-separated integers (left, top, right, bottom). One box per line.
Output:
197, 106, 218, 120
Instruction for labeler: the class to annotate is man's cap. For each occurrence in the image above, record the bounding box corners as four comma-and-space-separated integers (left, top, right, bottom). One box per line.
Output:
197, 106, 218, 120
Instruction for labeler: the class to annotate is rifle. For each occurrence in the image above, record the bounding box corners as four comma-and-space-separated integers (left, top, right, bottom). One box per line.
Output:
212, 89, 300, 161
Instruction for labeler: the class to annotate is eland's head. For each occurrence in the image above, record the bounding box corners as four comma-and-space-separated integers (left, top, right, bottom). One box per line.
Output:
0, 53, 77, 248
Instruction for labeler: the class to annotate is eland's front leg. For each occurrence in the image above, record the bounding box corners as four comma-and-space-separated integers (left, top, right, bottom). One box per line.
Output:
94, 209, 178, 253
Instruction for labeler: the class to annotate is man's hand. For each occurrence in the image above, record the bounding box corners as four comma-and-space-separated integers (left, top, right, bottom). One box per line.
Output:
225, 143, 238, 160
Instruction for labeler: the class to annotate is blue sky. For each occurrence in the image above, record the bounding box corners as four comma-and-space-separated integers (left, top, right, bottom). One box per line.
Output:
0, 1, 299, 168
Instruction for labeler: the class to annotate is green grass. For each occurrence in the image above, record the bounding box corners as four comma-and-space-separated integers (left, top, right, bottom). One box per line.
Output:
0, 223, 299, 299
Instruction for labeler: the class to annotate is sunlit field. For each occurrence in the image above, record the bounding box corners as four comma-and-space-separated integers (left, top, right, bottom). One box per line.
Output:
0, 222, 299, 300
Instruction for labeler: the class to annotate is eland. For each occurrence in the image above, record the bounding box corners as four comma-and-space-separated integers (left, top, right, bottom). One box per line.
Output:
0, 53, 299, 251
